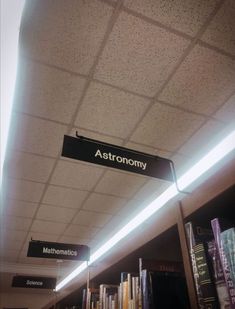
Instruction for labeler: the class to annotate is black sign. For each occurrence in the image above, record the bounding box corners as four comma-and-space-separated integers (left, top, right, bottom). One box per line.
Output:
12, 276, 56, 289
62, 135, 173, 182
27, 240, 90, 261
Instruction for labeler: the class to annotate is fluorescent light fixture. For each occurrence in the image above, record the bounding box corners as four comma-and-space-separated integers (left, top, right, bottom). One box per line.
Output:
0, 0, 25, 184
55, 130, 235, 291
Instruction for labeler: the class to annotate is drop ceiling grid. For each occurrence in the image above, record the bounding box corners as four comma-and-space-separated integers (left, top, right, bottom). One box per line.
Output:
10, 0, 125, 262
10, 0, 231, 152
40, 1, 130, 249
213, 92, 235, 122
121, 0, 229, 146
15, 0, 152, 262
1, 0, 235, 286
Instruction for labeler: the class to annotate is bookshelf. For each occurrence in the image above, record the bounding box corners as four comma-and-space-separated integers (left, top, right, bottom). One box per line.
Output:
52, 156, 235, 309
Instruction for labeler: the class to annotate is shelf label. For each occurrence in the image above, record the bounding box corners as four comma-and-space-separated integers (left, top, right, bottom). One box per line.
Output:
62, 135, 173, 182
27, 240, 90, 261
12, 276, 56, 289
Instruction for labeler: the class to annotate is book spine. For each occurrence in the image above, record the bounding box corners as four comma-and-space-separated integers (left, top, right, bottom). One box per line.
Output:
221, 228, 235, 286
122, 281, 129, 309
211, 219, 235, 308
185, 222, 205, 309
141, 269, 150, 309
119, 283, 123, 309
99, 285, 104, 309
207, 240, 230, 308
139, 259, 142, 309
82, 288, 87, 309
194, 243, 219, 308
132, 276, 136, 309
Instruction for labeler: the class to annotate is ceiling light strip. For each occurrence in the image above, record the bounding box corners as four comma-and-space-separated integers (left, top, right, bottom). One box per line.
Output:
0, 0, 25, 184
55, 130, 235, 291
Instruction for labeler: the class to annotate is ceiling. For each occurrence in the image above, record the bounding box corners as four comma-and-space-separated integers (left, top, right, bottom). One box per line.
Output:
1, 0, 235, 307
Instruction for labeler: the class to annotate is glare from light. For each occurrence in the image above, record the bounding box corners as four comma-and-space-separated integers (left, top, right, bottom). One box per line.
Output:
55, 130, 235, 292
55, 262, 87, 291
89, 184, 178, 264
0, 0, 25, 184
178, 129, 235, 190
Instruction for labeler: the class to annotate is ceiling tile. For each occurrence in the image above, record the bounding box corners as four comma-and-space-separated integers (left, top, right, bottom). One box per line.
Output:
95, 170, 146, 198
155, 149, 173, 159
59, 236, 90, 245
82, 192, 126, 214
2, 199, 38, 218
26, 232, 59, 243
5, 152, 54, 183
15, 60, 87, 123
71, 127, 123, 146
64, 224, 99, 238
2, 257, 18, 264
75, 82, 150, 138
9, 112, 67, 157
178, 119, 225, 158
134, 179, 170, 202
36, 204, 77, 223
50, 160, 103, 190
43, 185, 88, 209
21, 0, 113, 74
0, 249, 19, 262
130, 102, 205, 151
30, 220, 67, 235
124, 0, 218, 36
125, 141, 173, 158
42, 259, 75, 268
201, 0, 235, 56
1, 230, 27, 243
72, 210, 112, 228
159, 45, 235, 115
1, 216, 32, 231
3, 178, 45, 203
214, 94, 235, 122
0, 239, 24, 251
124, 141, 156, 155
170, 152, 192, 178
94, 12, 189, 96
18, 252, 45, 265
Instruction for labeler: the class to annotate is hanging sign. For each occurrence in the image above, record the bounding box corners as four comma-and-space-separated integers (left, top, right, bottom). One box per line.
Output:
27, 240, 90, 261
12, 276, 56, 289
61, 135, 174, 182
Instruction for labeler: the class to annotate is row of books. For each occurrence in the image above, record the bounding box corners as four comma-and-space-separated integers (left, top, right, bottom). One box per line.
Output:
63, 219, 234, 309
82, 258, 190, 309
185, 218, 235, 309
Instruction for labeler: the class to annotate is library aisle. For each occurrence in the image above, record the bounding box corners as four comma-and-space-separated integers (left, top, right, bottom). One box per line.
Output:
0, 1, 235, 309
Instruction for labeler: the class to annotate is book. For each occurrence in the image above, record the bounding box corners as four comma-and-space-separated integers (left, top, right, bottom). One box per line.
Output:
207, 240, 230, 309
120, 272, 140, 309
141, 269, 190, 309
211, 218, 235, 308
194, 242, 219, 308
82, 288, 87, 309
141, 269, 153, 309
221, 228, 235, 286
86, 288, 99, 309
99, 284, 118, 309
185, 222, 212, 309
139, 258, 189, 309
